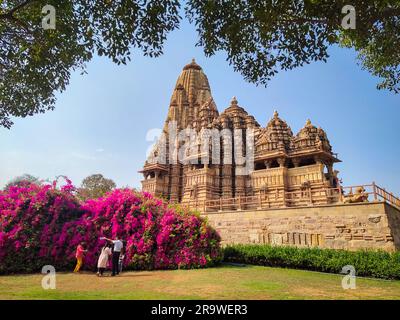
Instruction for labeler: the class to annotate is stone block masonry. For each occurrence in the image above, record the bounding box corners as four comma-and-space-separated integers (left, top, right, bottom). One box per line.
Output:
202, 202, 400, 252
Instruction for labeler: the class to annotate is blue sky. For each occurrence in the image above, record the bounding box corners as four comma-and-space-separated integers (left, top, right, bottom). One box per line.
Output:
1, 18, 399, 194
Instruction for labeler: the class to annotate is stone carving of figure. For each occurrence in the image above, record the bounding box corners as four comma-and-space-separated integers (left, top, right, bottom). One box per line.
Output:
278, 140, 285, 151
301, 180, 311, 198
190, 184, 198, 199
316, 136, 323, 150
344, 187, 369, 203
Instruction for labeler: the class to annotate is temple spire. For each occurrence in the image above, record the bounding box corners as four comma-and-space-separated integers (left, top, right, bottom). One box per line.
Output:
165, 59, 215, 130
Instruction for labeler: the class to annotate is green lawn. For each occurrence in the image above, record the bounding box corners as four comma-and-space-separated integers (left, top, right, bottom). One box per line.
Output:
1, 265, 400, 300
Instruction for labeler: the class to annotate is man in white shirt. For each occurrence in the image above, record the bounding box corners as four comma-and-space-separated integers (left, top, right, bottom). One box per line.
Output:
104, 236, 123, 276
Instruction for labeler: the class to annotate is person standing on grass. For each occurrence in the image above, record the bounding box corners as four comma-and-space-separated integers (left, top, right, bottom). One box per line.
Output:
97, 243, 112, 276
73, 242, 87, 273
104, 236, 123, 276
118, 246, 125, 274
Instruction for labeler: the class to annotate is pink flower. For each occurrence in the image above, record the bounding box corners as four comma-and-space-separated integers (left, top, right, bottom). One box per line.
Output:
0, 182, 221, 273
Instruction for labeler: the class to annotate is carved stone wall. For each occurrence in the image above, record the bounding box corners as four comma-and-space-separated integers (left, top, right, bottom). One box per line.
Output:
202, 202, 400, 251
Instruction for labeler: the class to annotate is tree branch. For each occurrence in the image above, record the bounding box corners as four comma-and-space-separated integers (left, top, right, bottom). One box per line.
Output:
381, 7, 400, 19
1, 14, 31, 33
0, 0, 36, 16
278, 16, 329, 25
0, 1, 38, 35
0, 0, 37, 21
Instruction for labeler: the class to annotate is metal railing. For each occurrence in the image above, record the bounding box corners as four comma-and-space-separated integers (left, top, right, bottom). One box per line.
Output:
182, 182, 400, 213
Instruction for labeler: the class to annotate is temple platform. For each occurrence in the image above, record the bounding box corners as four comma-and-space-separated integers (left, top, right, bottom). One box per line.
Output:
202, 201, 400, 252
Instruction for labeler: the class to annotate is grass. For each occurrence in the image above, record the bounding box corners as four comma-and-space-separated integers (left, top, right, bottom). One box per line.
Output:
1, 264, 400, 300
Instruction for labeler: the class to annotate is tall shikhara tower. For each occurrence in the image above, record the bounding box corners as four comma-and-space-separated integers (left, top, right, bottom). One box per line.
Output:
164, 58, 217, 131
140, 59, 341, 211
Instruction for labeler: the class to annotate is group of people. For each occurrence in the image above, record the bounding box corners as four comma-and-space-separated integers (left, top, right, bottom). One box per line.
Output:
73, 236, 125, 277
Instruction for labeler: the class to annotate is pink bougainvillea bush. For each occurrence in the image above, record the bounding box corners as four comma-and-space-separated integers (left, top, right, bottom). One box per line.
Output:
0, 181, 84, 273
0, 182, 222, 274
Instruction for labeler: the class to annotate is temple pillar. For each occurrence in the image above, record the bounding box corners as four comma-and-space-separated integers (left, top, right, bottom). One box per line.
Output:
234, 171, 246, 198
292, 158, 300, 168
221, 164, 233, 198
277, 158, 286, 168
314, 156, 323, 165
327, 163, 334, 186
169, 164, 181, 203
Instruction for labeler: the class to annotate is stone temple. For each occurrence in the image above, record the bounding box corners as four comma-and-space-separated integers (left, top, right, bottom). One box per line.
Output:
141, 59, 400, 252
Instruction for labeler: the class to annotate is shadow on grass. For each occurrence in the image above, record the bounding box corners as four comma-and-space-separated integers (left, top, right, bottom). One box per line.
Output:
221, 262, 249, 268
